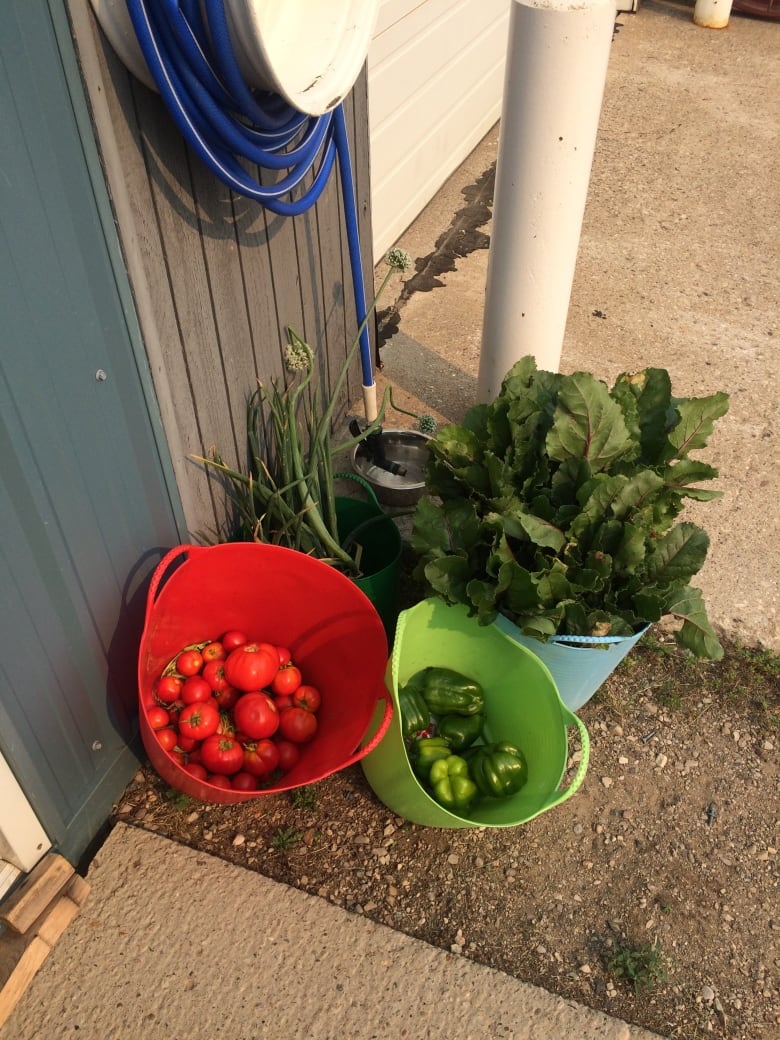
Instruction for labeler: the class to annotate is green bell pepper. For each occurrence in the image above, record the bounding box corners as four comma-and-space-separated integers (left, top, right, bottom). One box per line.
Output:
398, 683, 431, 738
409, 736, 452, 779
465, 741, 529, 798
428, 755, 478, 812
436, 712, 485, 752
407, 667, 485, 717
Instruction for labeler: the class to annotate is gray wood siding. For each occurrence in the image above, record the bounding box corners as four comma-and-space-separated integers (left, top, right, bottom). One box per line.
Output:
68, 0, 375, 540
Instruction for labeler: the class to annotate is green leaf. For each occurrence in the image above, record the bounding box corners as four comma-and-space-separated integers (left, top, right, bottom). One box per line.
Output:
499, 561, 542, 614
499, 354, 539, 397
546, 372, 632, 472
664, 392, 729, 462
517, 615, 560, 641
411, 498, 482, 556
613, 368, 674, 463
423, 555, 472, 605
517, 512, 567, 552
536, 560, 573, 604
613, 522, 647, 574
644, 523, 709, 586
610, 471, 666, 520
664, 585, 724, 659
571, 475, 630, 539
632, 589, 665, 623
660, 459, 723, 502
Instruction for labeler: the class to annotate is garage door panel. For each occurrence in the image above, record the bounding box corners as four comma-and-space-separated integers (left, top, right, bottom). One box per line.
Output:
368, 0, 509, 258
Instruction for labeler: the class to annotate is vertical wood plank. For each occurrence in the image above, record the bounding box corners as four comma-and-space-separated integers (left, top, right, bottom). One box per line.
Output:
71, 5, 377, 540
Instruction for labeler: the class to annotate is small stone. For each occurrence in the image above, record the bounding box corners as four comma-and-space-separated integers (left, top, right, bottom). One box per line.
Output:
186, 811, 200, 824
232, 833, 245, 847
573, 823, 584, 835
763, 740, 774, 751
447, 854, 460, 865
601, 776, 614, 788
611, 725, 624, 737
733, 729, 741, 742
580, 963, 592, 974
701, 984, 715, 1003
353, 835, 370, 845
655, 753, 668, 768
618, 756, 629, 765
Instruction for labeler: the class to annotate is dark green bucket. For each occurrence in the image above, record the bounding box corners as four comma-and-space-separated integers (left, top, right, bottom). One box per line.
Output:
335, 474, 402, 640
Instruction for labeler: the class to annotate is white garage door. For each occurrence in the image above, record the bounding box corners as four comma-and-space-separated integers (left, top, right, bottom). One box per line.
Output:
367, 0, 510, 261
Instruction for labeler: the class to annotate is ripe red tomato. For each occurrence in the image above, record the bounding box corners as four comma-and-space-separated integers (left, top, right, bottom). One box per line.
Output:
200, 733, 244, 775
278, 706, 318, 743
292, 684, 321, 713
271, 665, 302, 697
274, 739, 301, 772
181, 676, 212, 704
275, 645, 292, 667
178, 700, 220, 740
202, 659, 230, 693
155, 675, 183, 703
233, 692, 279, 739
212, 685, 240, 712
177, 649, 204, 676
201, 641, 226, 663
273, 694, 294, 711
224, 644, 279, 692
146, 705, 171, 731
207, 773, 233, 790
230, 771, 258, 791
176, 734, 198, 752
242, 738, 280, 777
220, 629, 248, 652
183, 762, 208, 781
156, 727, 178, 751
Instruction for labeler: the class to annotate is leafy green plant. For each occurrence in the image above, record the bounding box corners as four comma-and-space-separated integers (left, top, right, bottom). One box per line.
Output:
607, 939, 667, 992
291, 786, 319, 811
164, 788, 192, 811
192, 249, 429, 574
411, 356, 728, 658
270, 827, 302, 851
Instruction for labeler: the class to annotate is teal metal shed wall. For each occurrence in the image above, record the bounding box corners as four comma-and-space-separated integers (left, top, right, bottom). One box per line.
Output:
1, 0, 186, 863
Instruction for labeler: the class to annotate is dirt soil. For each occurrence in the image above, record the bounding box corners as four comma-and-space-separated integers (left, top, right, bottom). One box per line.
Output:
112, 620, 778, 1040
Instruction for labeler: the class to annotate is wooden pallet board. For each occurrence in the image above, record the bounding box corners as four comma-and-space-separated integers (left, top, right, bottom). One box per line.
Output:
1, 854, 74, 935
0, 867, 90, 1029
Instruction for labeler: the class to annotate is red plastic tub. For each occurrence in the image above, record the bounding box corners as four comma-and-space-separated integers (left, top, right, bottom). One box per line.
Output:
138, 543, 393, 803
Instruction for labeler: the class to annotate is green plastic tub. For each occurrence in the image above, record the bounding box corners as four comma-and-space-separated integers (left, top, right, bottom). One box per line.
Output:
335, 474, 402, 641
360, 598, 590, 829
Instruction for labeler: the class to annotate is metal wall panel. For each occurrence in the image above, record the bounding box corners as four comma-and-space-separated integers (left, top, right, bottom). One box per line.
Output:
1, 0, 184, 863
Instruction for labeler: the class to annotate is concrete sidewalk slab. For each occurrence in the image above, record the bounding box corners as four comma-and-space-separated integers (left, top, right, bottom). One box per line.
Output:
0, 824, 664, 1040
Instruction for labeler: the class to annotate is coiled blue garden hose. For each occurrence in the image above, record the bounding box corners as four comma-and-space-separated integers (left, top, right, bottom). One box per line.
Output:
124, 0, 374, 413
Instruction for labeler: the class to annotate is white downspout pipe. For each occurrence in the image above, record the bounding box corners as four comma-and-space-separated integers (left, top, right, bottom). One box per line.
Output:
477, 0, 616, 403
693, 0, 734, 28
